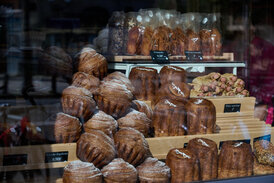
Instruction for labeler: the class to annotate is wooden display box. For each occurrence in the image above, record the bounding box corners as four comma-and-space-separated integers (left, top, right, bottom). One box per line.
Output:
110, 52, 234, 62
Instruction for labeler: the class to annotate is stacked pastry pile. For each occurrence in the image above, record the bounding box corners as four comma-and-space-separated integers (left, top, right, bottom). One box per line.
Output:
129, 65, 217, 137
108, 9, 222, 56
52, 48, 171, 182
189, 72, 250, 97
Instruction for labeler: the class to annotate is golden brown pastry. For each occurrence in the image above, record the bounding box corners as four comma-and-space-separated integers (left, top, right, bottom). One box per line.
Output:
101, 158, 137, 183
159, 65, 186, 85
103, 71, 135, 94
253, 140, 274, 166
114, 128, 152, 167
63, 160, 103, 183
78, 48, 108, 79
129, 67, 159, 101
71, 72, 100, 94
76, 130, 116, 168
151, 26, 171, 52
117, 109, 151, 137
170, 27, 186, 55
140, 27, 153, 56
61, 86, 96, 120
154, 80, 190, 105
218, 141, 253, 179
137, 157, 170, 183
210, 28, 222, 56
200, 29, 212, 56
187, 138, 218, 181
153, 99, 186, 137
186, 29, 201, 51
54, 112, 82, 143
131, 100, 153, 120
185, 98, 216, 135
166, 148, 199, 183
127, 26, 140, 55
253, 157, 274, 175
84, 110, 118, 138
95, 81, 133, 119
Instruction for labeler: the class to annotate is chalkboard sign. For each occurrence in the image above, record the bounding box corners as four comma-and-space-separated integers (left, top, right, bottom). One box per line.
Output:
185, 51, 203, 61
3, 154, 28, 166
150, 51, 169, 63
224, 103, 241, 113
45, 151, 68, 163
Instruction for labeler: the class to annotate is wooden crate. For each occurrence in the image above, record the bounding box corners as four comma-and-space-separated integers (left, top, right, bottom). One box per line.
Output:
110, 52, 234, 62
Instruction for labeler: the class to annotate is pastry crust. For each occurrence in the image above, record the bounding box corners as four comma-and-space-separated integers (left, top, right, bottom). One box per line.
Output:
170, 27, 186, 55
187, 138, 218, 181
72, 72, 100, 94
61, 86, 96, 120
101, 158, 137, 183
84, 110, 118, 138
54, 112, 82, 143
132, 100, 153, 120
137, 157, 170, 183
253, 140, 274, 166
218, 141, 253, 179
140, 27, 153, 56
166, 148, 199, 183
114, 128, 152, 167
117, 109, 151, 137
63, 160, 102, 183
253, 157, 274, 175
186, 29, 201, 51
76, 131, 116, 168
159, 65, 186, 85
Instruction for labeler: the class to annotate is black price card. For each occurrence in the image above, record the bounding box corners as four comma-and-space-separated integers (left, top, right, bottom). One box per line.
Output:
150, 51, 169, 63
185, 51, 203, 61
224, 103, 241, 113
45, 151, 68, 163
3, 154, 28, 166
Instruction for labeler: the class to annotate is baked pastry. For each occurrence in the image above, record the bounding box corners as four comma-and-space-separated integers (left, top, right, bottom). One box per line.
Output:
159, 65, 186, 85
61, 86, 96, 120
127, 26, 140, 55
84, 110, 118, 138
137, 157, 170, 183
186, 29, 201, 51
78, 48, 108, 79
166, 148, 199, 183
117, 109, 151, 137
253, 140, 274, 166
200, 29, 212, 56
210, 28, 222, 56
114, 128, 152, 166
63, 160, 102, 183
41, 46, 73, 76
218, 141, 253, 179
95, 81, 133, 119
140, 27, 153, 56
187, 138, 218, 181
154, 80, 190, 105
170, 27, 186, 55
153, 99, 186, 137
132, 100, 153, 120
101, 158, 137, 183
76, 130, 116, 168
253, 157, 274, 175
54, 112, 82, 143
129, 67, 159, 101
103, 71, 135, 94
151, 26, 171, 52
71, 72, 100, 94
185, 98, 216, 135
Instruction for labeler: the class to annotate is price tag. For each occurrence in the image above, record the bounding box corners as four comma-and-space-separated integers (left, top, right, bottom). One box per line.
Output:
185, 51, 203, 61
224, 103, 241, 113
45, 151, 68, 163
3, 154, 28, 166
150, 51, 169, 63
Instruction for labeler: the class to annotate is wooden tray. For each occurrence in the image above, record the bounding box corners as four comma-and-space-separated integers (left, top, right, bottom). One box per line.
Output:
110, 53, 234, 62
